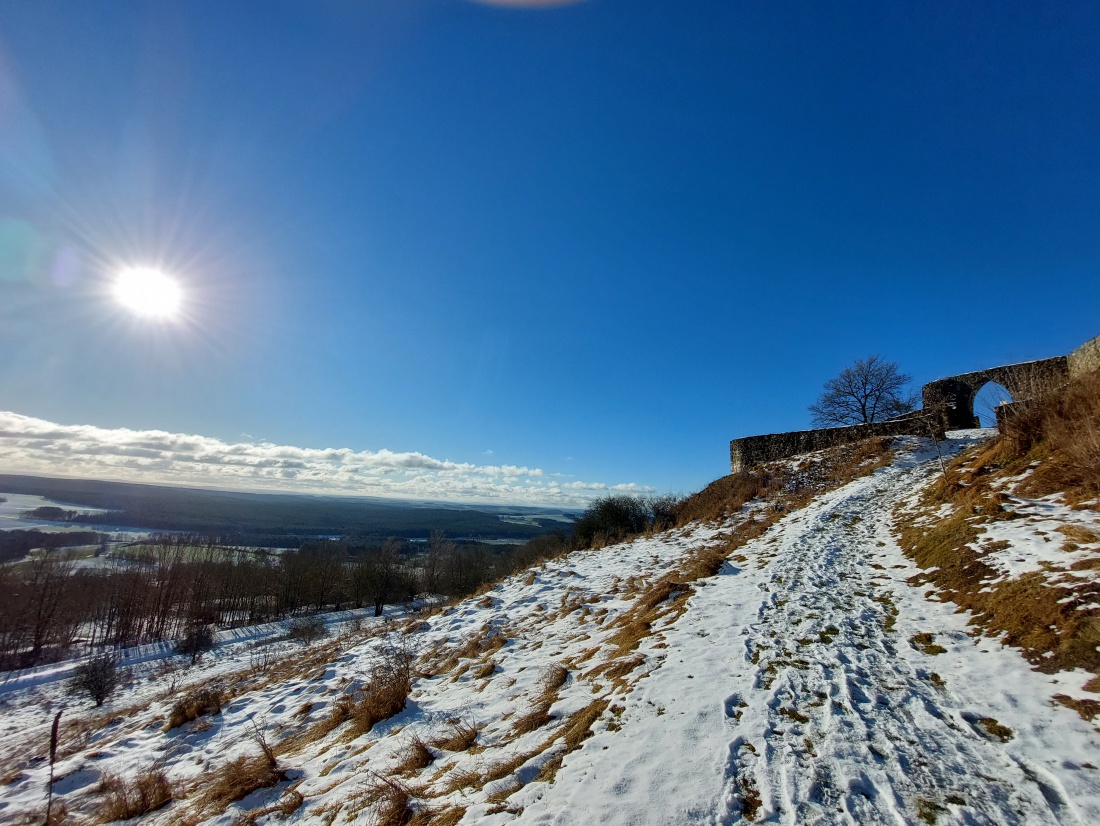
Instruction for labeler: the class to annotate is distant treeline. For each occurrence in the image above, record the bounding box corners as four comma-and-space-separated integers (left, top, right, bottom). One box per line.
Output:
0, 493, 690, 670
0, 531, 572, 670
0, 529, 105, 564
0, 474, 568, 544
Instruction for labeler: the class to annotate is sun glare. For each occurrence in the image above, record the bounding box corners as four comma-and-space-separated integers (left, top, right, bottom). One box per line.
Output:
114, 267, 183, 319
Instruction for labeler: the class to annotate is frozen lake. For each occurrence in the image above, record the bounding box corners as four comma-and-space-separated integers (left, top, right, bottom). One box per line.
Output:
0, 492, 149, 537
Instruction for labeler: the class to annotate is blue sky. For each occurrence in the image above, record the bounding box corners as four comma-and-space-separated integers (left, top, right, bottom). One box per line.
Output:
1, 0, 1098, 505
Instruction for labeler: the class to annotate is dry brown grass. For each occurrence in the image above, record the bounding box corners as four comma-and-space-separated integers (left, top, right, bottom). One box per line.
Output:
583, 655, 645, 684
394, 734, 436, 775
201, 751, 287, 809
508, 664, 571, 737
334, 646, 416, 742
1057, 524, 1100, 545
538, 663, 569, 697
232, 789, 306, 825
910, 632, 947, 656
486, 779, 524, 805
559, 697, 608, 753
973, 716, 1014, 742
98, 769, 174, 822
671, 470, 782, 526
282, 648, 415, 754
673, 437, 894, 528
533, 754, 563, 783
511, 704, 554, 736
422, 624, 508, 676
426, 807, 466, 826
432, 719, 480, 752
529, 697, 611, 785
366, 775, 421, 825
166, 687, 223, 730
895, 430, 1100, 675
1053, 693, 1100, 722
442, 765, 482, 794
990, 370, 1100, 503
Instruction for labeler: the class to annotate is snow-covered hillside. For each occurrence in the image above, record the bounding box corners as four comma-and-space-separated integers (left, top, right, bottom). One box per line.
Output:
2, 434, 1099, 825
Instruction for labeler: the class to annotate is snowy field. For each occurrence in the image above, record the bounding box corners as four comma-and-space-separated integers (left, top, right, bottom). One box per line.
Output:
2, 434, 1098, 824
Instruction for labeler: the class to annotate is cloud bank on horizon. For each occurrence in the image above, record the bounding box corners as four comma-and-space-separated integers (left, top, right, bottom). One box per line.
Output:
0, 411, 653, 507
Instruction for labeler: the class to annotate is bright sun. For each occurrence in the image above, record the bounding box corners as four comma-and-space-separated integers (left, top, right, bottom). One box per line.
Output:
114, 267, 183, 319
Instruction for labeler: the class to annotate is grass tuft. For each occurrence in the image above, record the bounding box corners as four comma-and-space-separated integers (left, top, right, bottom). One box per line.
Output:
98, 769, 173, 822
166, 687, 223, 730
394, 734, 436, 775
432, 719, 480, 752
201, 750, 286, 809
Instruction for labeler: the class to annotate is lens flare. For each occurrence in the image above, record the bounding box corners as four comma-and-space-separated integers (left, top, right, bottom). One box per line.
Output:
114, 267, 183, 319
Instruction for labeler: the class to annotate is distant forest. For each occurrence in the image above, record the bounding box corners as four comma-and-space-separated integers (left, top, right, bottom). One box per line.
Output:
0, 529, 104, 564
0, 474, 571, 546
0, 531, 570, 669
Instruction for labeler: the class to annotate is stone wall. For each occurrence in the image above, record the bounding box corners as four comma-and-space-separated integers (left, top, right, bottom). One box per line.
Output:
1068, 333, 1100, 377
729, 332, 1098, 474
729, 413, 932, 474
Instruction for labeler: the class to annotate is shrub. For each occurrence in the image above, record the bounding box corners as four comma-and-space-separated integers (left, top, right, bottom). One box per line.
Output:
646, 494, 681, 532
174, 625, 216, 665
575, 495, 647, 545
166, 687, 223, 730
288, 615, 328, 644
98, 769, 173, 822
70, 655, 119, 707
573, 495, 680, 548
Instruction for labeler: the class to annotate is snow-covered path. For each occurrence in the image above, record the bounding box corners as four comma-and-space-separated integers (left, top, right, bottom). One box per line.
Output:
518, 438, 1100, 825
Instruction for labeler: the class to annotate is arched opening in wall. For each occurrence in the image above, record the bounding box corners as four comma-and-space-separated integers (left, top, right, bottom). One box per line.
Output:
973, 381, 1013, 428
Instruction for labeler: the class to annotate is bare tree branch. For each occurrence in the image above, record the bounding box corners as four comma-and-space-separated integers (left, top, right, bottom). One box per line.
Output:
809, 355, 917, 427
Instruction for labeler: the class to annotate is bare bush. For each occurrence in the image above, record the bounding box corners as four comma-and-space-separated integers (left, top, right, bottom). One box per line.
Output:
288, 615, 328, 644
570, 494, 685, 549
249, 644, 275, 674
174, 624, 215, 665
70, 654, 119, 707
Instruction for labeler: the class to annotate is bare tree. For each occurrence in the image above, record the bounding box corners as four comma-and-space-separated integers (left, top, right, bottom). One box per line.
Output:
70, 654, 119, 706
809, 355, 917, 427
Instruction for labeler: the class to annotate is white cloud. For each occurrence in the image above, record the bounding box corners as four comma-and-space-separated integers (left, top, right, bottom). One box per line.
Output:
0, 411, 651, 507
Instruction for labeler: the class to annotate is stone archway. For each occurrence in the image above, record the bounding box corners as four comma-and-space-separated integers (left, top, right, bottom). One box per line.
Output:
973, 380, 1013, 427
921, 357, 1069, 430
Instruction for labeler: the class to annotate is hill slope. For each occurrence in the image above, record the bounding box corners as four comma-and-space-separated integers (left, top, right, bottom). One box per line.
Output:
2, 434, 1099, 825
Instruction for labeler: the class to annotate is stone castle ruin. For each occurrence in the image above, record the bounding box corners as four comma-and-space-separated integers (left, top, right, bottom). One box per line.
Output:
730, 333, 1100, 474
